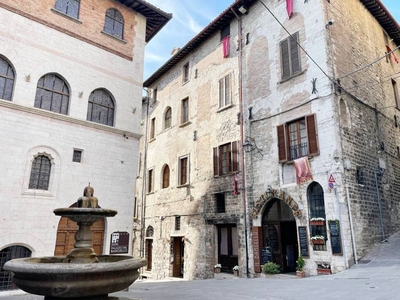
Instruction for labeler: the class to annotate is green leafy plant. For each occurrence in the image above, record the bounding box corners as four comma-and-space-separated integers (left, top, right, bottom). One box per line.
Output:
296, 255, 305, 271
262, 262, 281, 274
214, 263, 221, 268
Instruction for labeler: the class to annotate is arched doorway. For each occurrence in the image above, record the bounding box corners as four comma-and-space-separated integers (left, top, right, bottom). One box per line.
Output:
262, 198, 298, 272
54, 203, 105, 256
0, 245, 32, 291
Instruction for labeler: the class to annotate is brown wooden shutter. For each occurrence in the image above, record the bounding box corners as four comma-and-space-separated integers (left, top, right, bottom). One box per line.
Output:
213, 147, 219, 176
232, 141, 238, 172
277, 124, 288, 162
280, 39, 290, 79
290, 33, 301, 75
306, 114, 319, 156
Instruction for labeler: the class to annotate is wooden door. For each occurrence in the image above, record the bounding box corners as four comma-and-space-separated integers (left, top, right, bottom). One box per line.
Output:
145, 239, 153, 271
218, 225, 238, 273
172, 237, 183, 277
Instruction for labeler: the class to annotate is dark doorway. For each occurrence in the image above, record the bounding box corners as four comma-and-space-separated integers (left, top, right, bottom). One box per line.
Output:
145, 239, 153, 271
172, 237, 184, 277
0, 246, 31, 291
262, 198, 298, 272
217, 225, 238, 273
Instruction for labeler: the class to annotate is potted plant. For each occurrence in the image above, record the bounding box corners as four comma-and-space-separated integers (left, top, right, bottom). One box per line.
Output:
317, 262, 331, 275
233, 265, 239, 276
296, 255, 305, 278
309, 217, 325, 226
311, 235, 325, 245
262, 262, 281, 275
214, 263, 221, 273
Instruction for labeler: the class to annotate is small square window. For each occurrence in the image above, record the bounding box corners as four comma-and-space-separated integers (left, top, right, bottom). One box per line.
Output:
175, 216, 181, 230
216, 193, 226, 213
73, 149, 82, 163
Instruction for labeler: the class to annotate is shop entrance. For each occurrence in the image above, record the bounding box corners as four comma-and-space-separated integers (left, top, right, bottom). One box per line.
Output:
262, 198, 298, 272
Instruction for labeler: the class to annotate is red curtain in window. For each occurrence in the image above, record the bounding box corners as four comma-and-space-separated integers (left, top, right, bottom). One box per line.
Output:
222, 36, 230, 58
286, 0, 293, 19
386, 45, 399, 64
293, 157, 313, 184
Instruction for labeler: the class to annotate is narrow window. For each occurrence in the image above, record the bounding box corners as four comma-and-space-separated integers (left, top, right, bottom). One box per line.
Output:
150, 118, 155, 139
147, 169, 153, 193
392, 79, 400, 109
221, 24, 230, 40
179, 156, 188, 185
54, 0, 80, 19
280, 32, 301, 80
72, 149, 83, 163
356, 166, 365, 185
0, 57, 15, 101
104, 8, 124, 39
181, 98, 189, 124
34, 74, 70, 115
175, 216, 181, 230
308, 182, 327, 251
153, 88, 158, 103
162, 165, 170, 188
29, 155, 51, 190
216, 193, 226, 213
183, 63, 189, 83
86, 89, 115, 126
218, 74, 231, 108
164, 107, 172, 129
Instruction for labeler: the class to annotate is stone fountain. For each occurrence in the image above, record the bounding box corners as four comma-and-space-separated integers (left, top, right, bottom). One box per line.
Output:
4, 186, 146, 299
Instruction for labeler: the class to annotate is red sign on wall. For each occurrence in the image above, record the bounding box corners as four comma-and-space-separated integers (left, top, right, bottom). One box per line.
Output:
252, 227, 263, 273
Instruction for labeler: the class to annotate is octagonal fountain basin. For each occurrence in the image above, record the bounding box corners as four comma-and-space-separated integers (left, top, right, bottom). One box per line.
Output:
4, 255, 146, 299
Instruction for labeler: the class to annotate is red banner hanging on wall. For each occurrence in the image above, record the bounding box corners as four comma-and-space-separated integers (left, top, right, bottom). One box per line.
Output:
222, 36, 230, 58
293, 157, 313, 184
286, 0, 293, 19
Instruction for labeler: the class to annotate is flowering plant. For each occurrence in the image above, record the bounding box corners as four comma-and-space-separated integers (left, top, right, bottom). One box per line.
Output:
310, 235, 325, 240
233, 265, 239, 271
214, 264, 221, 268
317, 263, 330, 269
310, 217, 325, 221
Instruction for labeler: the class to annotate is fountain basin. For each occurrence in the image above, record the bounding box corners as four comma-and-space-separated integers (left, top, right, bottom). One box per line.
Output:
4, 255, 146, 298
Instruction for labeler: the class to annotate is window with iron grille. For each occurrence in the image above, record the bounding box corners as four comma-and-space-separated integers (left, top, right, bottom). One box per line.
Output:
216, 193, 226, 213
34, 74, 70, 115
104, 8, 124, 39
183, 63, 189, 83
164, 107, 172, 129
162, 165, 170, 188
54, 0, 80, 19
86, 89, 115, 126
0, 246, 32, 291
277, 114, 318, 162
280, 32, 301, 80
29, 155, 51, 190
308, 182, 327, 251
0, 56, 15, 101
213, 142, 239, 176
72, 149, 82, 163
179, 156, 189, 185
218, 74, 231, 108
175, 216, 181, 230
181, 98, 189, 124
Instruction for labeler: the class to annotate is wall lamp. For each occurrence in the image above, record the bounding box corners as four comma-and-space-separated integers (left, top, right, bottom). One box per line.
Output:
243, 137, 263, 156
238, 5, 248, 14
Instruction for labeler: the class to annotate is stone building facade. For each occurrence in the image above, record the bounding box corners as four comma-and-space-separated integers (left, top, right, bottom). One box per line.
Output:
0, 0, 170, 293
136, 0, 400, 280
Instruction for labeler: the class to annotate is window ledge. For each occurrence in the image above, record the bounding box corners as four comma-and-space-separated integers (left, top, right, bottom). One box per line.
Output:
182, 80, 190, 86
101, 31, 127, 44
179, 121, 191, 128
177, 184, 190, 188
22, 189, 55, 198
51, 8, 82, 24
278, 69, 307, 84
217, 103, 234, 113
149, 138, 156, 143
146, 191, 155, 195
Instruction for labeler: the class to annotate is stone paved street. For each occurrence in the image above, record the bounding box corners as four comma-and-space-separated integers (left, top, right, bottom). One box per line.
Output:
2, 232, 400, 300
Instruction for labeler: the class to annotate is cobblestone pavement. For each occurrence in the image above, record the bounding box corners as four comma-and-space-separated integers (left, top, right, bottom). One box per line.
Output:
2, 233, 400, 300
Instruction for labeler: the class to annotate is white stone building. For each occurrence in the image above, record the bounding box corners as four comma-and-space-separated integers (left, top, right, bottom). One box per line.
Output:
0, 0, 170, 292
137, 0, 400, 280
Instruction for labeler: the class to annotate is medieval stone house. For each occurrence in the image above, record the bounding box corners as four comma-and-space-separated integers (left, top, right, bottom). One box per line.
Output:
0, 0, 170, 293
136, 0, 400, 280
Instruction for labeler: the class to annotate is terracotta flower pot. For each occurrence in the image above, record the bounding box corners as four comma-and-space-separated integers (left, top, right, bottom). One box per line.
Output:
310, 221, 325, 226
317, 268, 331, 275
233, 270, 239, 276
311, 239, 324, 245
296, 270, 305, 278
214, 268, 221, 273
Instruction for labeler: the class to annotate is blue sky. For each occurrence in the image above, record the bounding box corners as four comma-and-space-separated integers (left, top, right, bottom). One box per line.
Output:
144, 0, 400, 80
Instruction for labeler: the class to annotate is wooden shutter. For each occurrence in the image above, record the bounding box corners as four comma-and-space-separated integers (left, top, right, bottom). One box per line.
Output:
280, 39, 290, 79
290, 33, 301, 74
306, 114, 319, 156
277, 124, 288, 162
232, 141, 238, 172
213, 147, 219, 176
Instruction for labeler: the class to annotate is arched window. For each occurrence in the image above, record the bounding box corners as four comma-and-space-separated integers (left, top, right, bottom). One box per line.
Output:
29, 155, 51, 190
0, 57, 15, 101
0, 246, 32, 291
164, 107, 172, 129
307, 182, 327, 250
162, 165, 170, 188
86, 89, 115, 126
104, 8, 124, 39
146, 226, 154, 237
34, 74, 69, 115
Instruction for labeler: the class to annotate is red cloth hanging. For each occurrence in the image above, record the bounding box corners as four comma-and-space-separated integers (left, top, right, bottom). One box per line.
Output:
293, 157, 313, 185
386, 45, 399, 64
222, 36, 230, 58
233, 173, 239, 195
286, 0, 293, 19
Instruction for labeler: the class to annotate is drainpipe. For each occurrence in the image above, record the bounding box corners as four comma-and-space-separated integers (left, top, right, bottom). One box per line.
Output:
334, 187, 348, 268
345, 184, 357, 264
374, 172, 386, 241
231, 7, 250, 278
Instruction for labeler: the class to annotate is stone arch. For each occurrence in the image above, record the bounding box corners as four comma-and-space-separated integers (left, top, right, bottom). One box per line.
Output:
251, 187, 301, 220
